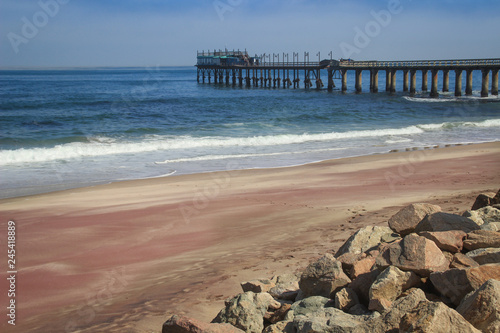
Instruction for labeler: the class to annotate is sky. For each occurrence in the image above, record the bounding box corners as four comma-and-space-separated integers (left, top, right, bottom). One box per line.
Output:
0, 0, 499, 68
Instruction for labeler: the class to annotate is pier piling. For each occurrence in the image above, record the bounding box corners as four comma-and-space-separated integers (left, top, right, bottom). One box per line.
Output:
455, 70, 462, 97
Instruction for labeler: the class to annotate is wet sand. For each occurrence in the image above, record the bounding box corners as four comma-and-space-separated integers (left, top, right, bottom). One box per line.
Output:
0, 142, 499, 332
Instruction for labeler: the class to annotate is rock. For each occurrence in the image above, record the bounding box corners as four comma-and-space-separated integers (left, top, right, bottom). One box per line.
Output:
163, 315, 245, 333
375, 233, 449, 277
429, 264, 500, 306
263, 320, 293, 333
368, 266, 420, 312
212, 292, 281, 333
335, 287, 359, 312
264, 303, 291, 325
336, 252, 364, 273
241, 279, 275, 293
466, 248, 500, 265
335, 226, 396, 257
348, 304, 371, 316
463, 230, 500, 250
290, 296, 332, 317
450, 253, 480, 269
349, 270, 380, 306
482, 222, 500, 232
299, 253, 351, 298
388, 203, 442, 236
463, 206, 500, 225
350, 257, 376, 279
353, 289, 427, 333
471, 191, 498, 210
414, 212, 480, 233
292, 307, 369, 333
457, 279, 500, 333
268, 274, 300, 301
419, 230, 467, 253
399, 300, 481, 333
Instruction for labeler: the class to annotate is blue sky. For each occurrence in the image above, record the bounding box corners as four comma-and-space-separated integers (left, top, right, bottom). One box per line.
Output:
1, 0, 499, 67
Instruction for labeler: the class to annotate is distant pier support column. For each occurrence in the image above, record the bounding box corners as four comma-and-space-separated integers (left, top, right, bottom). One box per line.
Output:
327, 69, 334, 91
403, 70, 409, 92
430, 69, 439, 98
442, 70, 449, 92
422, 70, 428, 91
385, 70, 392, 92
355, 69, 362, 93
410, 70, 417, 95
492, 69, 499, 95
341, 69, 348, 92
466, 70, 473, 95
454, 70, 462, 97
370, 69, 379, 93
481, 70, 490, 97
238, 69, 243, 87
390, 70, 397, 93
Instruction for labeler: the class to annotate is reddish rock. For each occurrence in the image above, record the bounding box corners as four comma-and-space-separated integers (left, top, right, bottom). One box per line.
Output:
463, 230, 500, 250
349, 270, 380, 306
163, 315, 245, 333
419, 230, 467, 253
264, 303, 291, 325
241, 279, 275, 293
450, 253, 480, 269
376, 234, 449, 277
471, 191, 499, 210
388, 203, 442, 236
334, 287, 360, 312
429, 264, 500, 306
414, 212, 480, 234
336, 252, 364, 273
350, 257, 376, 279
466, 248, 500, 265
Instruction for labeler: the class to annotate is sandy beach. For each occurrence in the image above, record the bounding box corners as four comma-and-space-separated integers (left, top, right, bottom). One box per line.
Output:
1, 142, 499, 333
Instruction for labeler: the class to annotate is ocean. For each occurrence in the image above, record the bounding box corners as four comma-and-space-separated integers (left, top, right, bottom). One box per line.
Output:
1, 67, 499, 198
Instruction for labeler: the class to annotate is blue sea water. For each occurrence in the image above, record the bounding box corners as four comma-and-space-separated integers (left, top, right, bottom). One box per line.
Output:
1, 67, 499, 198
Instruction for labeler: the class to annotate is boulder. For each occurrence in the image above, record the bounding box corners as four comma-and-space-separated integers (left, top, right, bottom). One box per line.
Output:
388, 203, 441, 236
375, 233, 449, 277
292, 307, 369, 333
335, 226, 395, 257
289, 296, 332, 317
353, 289, 427, 333
350, 257, 376, 279
450, 253, 480, 269
419, 230, 467, 253
399, 300, 481, 333
368, 266, 420, 312
263, 320, 293, 333
349, 270, 380, 306
463, 206, 500, 225
471, 191, 499, 210
457, 279, 500, 333
241, 279, 275, 293
163, 315, 245, 333
414, 212, 480, 234
482, 222, 500, 232
336, 252, 364, 273
463, 230, 500, 251
429, 264, 500, 306
264, 303, 291, 325
212, 292, 281, 333
268, 274, 300, 301
334, 287, 360, 312
466, 248, 500, 265
299, 253, 351, 298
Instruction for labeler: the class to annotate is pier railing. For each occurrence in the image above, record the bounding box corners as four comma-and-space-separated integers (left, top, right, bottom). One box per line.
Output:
338, 58, 500, 68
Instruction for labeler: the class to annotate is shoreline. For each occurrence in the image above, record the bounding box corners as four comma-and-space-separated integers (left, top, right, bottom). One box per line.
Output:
0, 142, 499, 332
2, 141, 497, 200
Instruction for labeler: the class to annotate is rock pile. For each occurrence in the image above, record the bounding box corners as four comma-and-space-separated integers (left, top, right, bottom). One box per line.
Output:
163, 190, 500, 333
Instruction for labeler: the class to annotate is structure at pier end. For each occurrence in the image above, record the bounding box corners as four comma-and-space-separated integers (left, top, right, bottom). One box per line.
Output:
196, 50, 500, 98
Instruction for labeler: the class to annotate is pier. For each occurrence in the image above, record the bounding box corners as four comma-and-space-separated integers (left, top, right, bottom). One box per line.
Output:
196, 50, 500, 97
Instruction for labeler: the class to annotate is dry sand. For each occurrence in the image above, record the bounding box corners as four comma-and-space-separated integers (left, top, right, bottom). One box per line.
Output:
0, 142, 499, 332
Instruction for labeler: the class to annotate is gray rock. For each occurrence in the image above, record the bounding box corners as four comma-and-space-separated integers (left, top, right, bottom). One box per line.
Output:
241, 279, 275, 293
463, 206, 500, 225
212, 292, 281, 333
163, 315, 245, 333
335, 226, 395, 257
292, 307, 369, 333
457, 279, 500, 333
299, 253, 351, 298
414, 212, 480, 234
466, 248, 500, 265
399, 300, 481, 333
388, 203, 441, 236
481, 222, 500, 231
289, 296, 332, 317
269, 274, 300, 301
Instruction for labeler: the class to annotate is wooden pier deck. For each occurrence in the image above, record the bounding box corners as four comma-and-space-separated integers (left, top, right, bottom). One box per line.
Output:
196, 51, 500, 97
